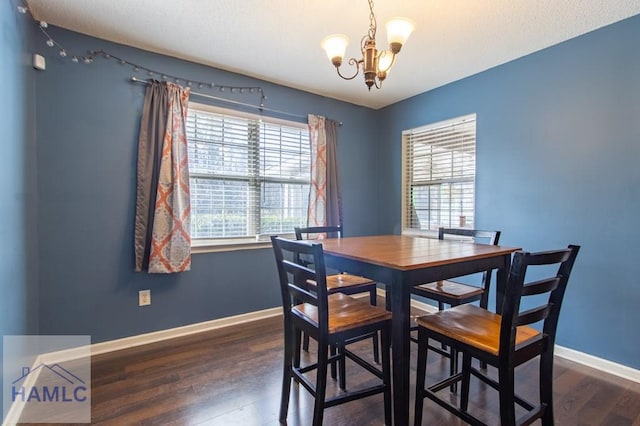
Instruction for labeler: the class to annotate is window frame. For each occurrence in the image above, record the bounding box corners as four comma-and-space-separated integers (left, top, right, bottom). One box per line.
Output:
401, 114, 477, 238
186, 102, 311, 252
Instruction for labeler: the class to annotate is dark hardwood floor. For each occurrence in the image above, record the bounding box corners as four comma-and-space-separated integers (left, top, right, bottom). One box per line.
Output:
18, 304, 640, 425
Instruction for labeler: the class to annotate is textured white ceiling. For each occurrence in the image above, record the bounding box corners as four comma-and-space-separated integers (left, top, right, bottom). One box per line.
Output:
25, 0, 640, 109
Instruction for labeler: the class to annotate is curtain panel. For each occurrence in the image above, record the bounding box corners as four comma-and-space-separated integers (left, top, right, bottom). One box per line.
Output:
134, 81, 192, 273
307, 114, 343, 230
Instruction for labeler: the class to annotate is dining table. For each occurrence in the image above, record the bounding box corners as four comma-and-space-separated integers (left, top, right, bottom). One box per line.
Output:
320, 234, 521, 425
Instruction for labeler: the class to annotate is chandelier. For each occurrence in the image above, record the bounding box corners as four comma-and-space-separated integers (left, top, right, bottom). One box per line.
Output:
321, 0, 415, 90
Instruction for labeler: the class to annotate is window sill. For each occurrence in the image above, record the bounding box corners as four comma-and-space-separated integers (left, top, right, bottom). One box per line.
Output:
402, 229, 439, 239
192, 241, 271, 254
191, 233, 297, 254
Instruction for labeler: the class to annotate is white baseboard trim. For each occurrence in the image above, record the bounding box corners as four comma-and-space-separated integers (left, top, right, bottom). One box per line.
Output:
554, 345, 640, 383
90, 306, 282, 357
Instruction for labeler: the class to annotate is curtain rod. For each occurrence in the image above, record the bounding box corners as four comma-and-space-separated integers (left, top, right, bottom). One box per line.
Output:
130, 77, 342, 126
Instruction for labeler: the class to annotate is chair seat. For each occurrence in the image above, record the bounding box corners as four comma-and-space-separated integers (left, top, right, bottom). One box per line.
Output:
415, 304, 540, 356
294, 293, 392, 334
413, 280, 483, 302
326, 273, 375, 292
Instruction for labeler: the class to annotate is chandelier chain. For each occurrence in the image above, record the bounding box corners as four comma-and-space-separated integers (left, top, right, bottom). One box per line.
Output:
368, 0, 377, 40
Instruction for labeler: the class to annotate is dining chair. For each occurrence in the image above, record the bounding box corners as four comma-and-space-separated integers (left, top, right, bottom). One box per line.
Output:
411, 228, 501, 386
271, 236, 392, 426
413, 228, 501, 312
295, 225, 380, 363
414, 245, 580, 426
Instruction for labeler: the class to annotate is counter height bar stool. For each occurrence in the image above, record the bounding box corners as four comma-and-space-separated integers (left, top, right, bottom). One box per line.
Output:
412, 228, 501, 312
411, 228, 501, 387
414, 245, 580, 426
295, 225, 380, 363
272, 236, 392, 426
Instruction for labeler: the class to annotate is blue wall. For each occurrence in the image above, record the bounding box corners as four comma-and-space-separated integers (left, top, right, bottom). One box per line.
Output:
378, 15, 640, 369
1, 0, 39, 413
33, 27, 380, 343
14, 9, 640, 372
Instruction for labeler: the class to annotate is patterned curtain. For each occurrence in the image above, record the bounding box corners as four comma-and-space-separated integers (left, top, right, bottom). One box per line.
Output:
134, 81, 191, 273
307, 114, 343, 229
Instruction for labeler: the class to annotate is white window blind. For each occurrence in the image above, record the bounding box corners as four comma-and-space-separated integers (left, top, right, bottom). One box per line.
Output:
187, 103, 310, 244
402, 114, 476, 233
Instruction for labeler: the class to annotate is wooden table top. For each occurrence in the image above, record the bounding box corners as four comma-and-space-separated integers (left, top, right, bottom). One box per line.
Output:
320, 234, 520, 271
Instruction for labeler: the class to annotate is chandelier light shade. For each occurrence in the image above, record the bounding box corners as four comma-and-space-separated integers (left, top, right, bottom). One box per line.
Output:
322, 0, 414, 90
321, 35, 349, 66
386, 18, 415, 51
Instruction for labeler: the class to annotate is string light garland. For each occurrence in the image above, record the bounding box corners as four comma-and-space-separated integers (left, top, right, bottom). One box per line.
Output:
17, 3, 267, 107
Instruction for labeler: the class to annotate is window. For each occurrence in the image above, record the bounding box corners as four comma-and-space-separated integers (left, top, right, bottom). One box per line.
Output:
186, 102, 310, 246
402, 114, 476, 234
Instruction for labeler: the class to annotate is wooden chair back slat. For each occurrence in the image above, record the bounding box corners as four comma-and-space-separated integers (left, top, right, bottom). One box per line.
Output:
521, 277, 561, 296
521, 248, 573, 266
295, 225, 343, 240
282, 262, 319, 306
516, 304, 553, 327
438, 228, 501, 245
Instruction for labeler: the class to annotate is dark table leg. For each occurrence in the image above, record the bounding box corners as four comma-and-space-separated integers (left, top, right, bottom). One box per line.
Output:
390, 270, 410, 425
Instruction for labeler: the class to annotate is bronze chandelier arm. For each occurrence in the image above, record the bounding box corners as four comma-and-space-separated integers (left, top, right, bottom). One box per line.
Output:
335, 58, 362, 80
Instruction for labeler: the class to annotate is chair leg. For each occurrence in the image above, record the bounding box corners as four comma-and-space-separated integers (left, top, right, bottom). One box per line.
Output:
438, 302, 448, 351
449, 348, 459, 393
313, 341, 329, 426
370, 288, 380, 363
372, 330, 380, 364
294, 329, 302, 368
414, 327, 429, 426
338, 342, 346, 390
540, 350, 555, 425
280, 323, 294, 422
303, 332, 310, 352
279, 366, 292, 423
296, 297, 310, 353
460, 352, 472, 412
330, 345, 337, 380
381, 325, 392, 426
498, 365, 517, 426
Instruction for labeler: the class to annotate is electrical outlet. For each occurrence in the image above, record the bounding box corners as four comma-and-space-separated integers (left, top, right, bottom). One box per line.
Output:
139, 289, 151, 306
